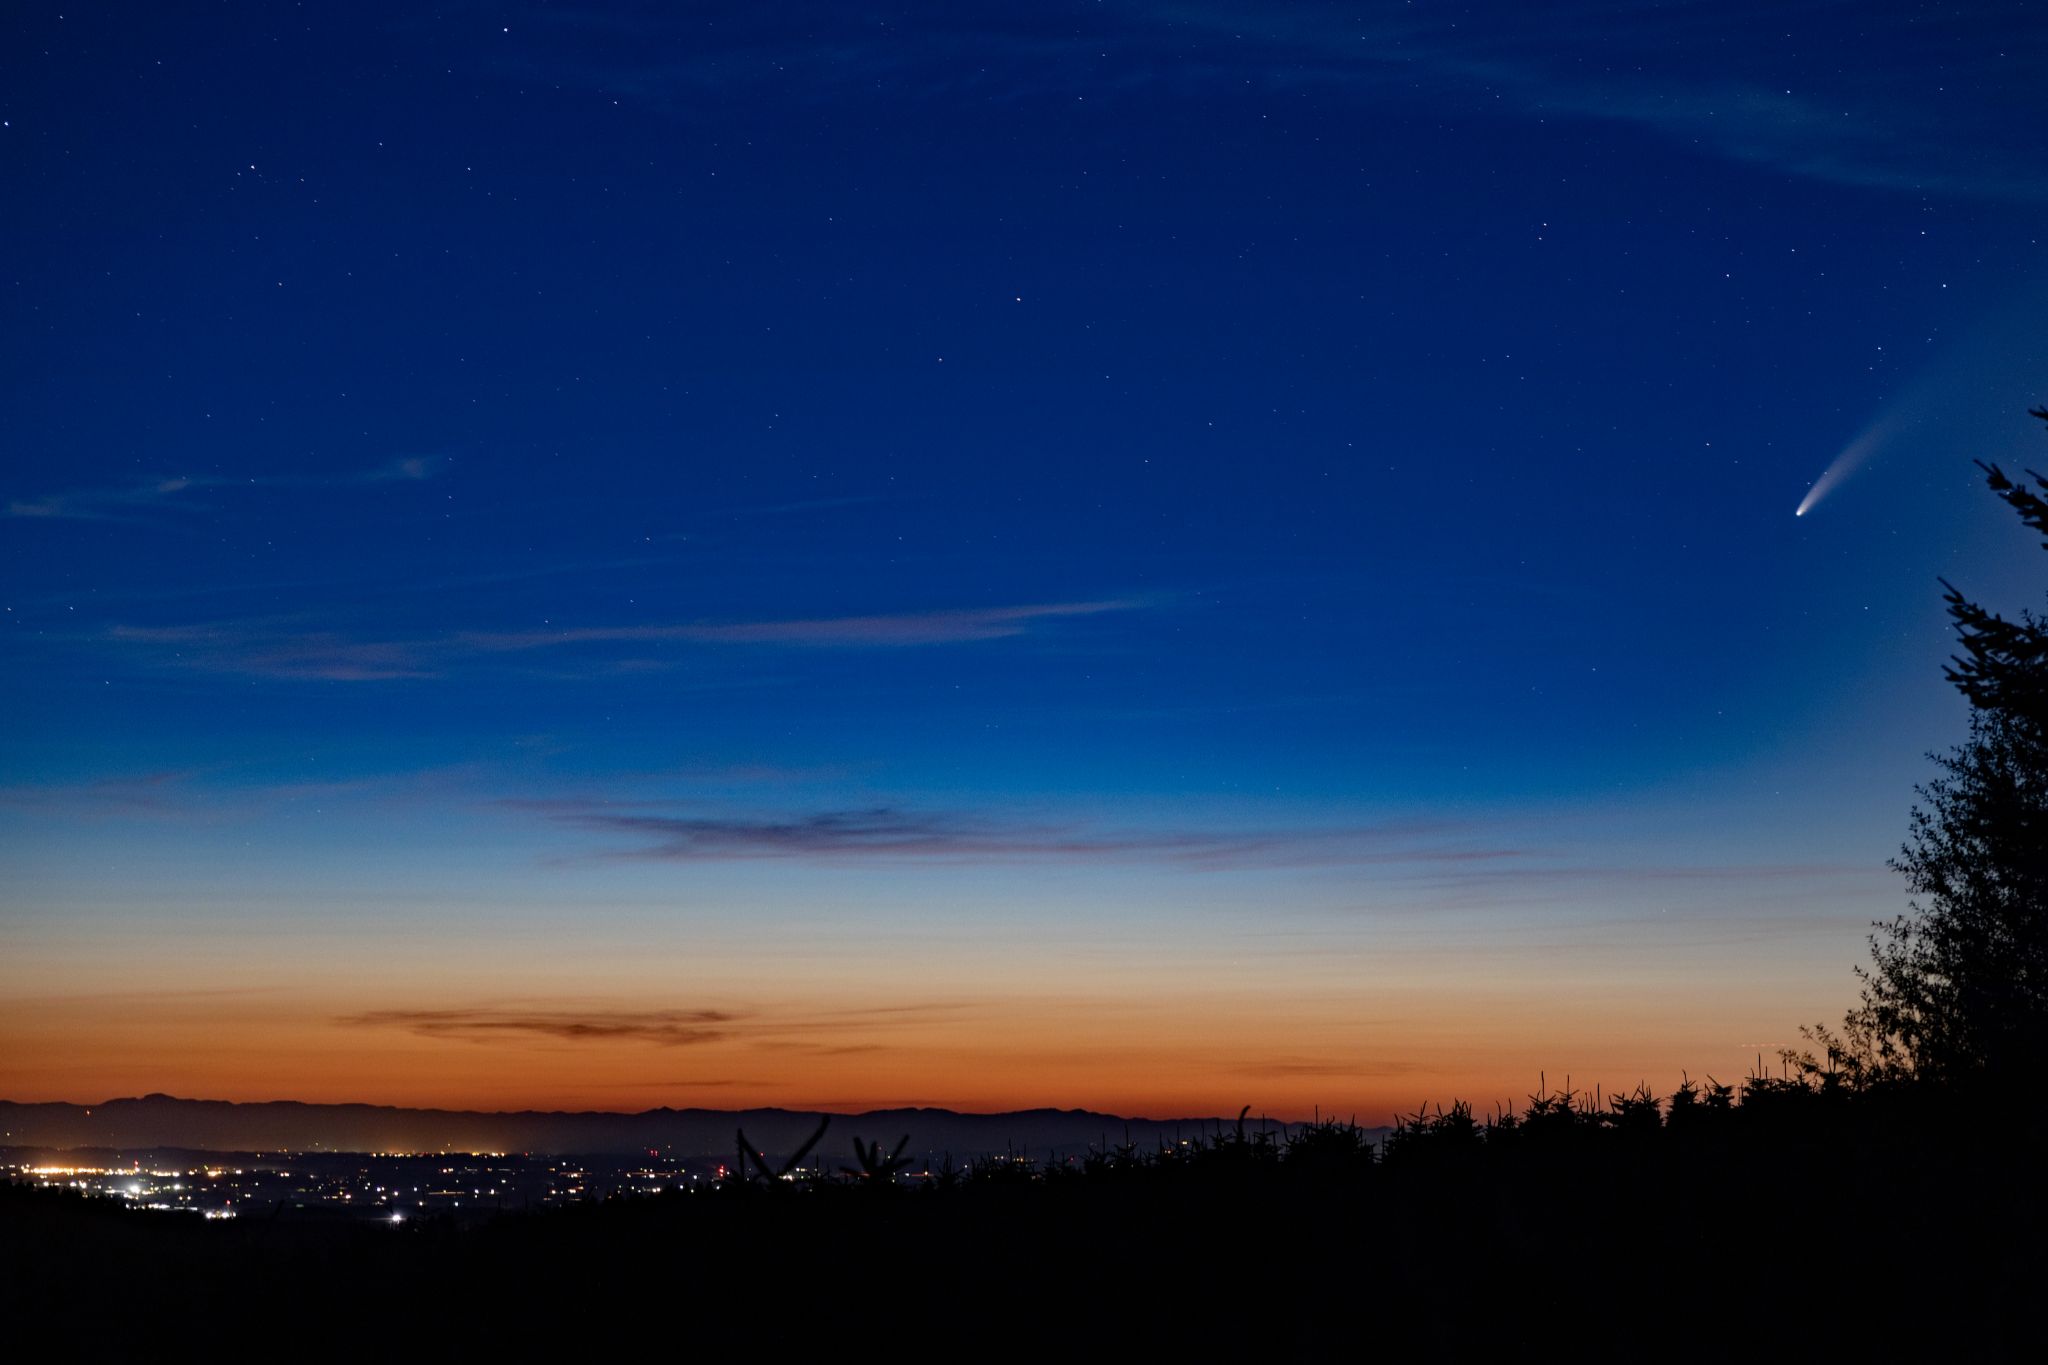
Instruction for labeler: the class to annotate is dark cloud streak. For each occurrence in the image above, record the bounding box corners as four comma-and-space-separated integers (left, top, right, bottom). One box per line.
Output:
340, 1007, 740, 1047
527, 800, 1527, 870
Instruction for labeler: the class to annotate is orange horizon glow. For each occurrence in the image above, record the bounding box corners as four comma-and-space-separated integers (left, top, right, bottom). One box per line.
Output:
0, 976, 1846, 1125
3, 840, 1879, 1127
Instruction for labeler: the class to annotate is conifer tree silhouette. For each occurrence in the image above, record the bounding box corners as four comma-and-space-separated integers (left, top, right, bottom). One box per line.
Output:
1837, 408, 2048, 1083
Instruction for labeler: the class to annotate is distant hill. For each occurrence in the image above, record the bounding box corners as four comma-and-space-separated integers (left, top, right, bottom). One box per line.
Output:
0, 1094, 1368, 1159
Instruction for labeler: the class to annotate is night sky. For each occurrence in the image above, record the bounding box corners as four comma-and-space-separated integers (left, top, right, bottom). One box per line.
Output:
4, 1, 2045, 1118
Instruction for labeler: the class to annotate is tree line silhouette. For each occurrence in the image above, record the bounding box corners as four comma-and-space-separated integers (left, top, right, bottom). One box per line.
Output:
6, 411, 2046, 1351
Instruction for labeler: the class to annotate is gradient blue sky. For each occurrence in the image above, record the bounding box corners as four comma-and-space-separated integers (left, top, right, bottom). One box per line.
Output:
3, 1, 2044, 1117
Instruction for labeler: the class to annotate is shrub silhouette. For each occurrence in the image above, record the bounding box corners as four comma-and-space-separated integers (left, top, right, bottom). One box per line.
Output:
1282, 1112, 1375, 1179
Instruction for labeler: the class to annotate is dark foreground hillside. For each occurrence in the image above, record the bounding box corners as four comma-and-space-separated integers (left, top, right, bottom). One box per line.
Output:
4, 1083, 2040, 1356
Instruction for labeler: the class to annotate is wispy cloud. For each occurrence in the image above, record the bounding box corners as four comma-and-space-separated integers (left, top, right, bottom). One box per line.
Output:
7, 456, 441, 522
8, 476, 199, 523
102, 599, 1141, 680
1396, 860, 1878, 893
107, 624, 438, 682
452, 2, 2046, 203
1332, 857, 1889, 916
517, 798, 1523, 870
0, 769, 201, 815
1230, 1057, 1418, 1078
584, 1077, 771, 1089
1156, 1, 2048, 203
459, 600, 1140, 651
0, 763, 484, 823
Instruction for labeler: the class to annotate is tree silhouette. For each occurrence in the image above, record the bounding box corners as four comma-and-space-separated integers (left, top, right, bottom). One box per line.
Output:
1943, 436, 2048, 745
734, 1117, 830, 1186
841, 1133, 913, 1183
1841, 409, 2048, 1084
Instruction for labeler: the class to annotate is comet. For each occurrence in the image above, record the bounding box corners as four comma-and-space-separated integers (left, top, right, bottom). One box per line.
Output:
1790, 296, 2041, 519
1794, 413, 1900, 517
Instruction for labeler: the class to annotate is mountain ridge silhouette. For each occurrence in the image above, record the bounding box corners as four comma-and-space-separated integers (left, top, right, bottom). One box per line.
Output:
0, 1094, 1369, 1158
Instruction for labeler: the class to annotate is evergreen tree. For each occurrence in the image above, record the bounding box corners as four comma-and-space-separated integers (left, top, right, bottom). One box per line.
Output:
1844, 408, 2048, 1084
